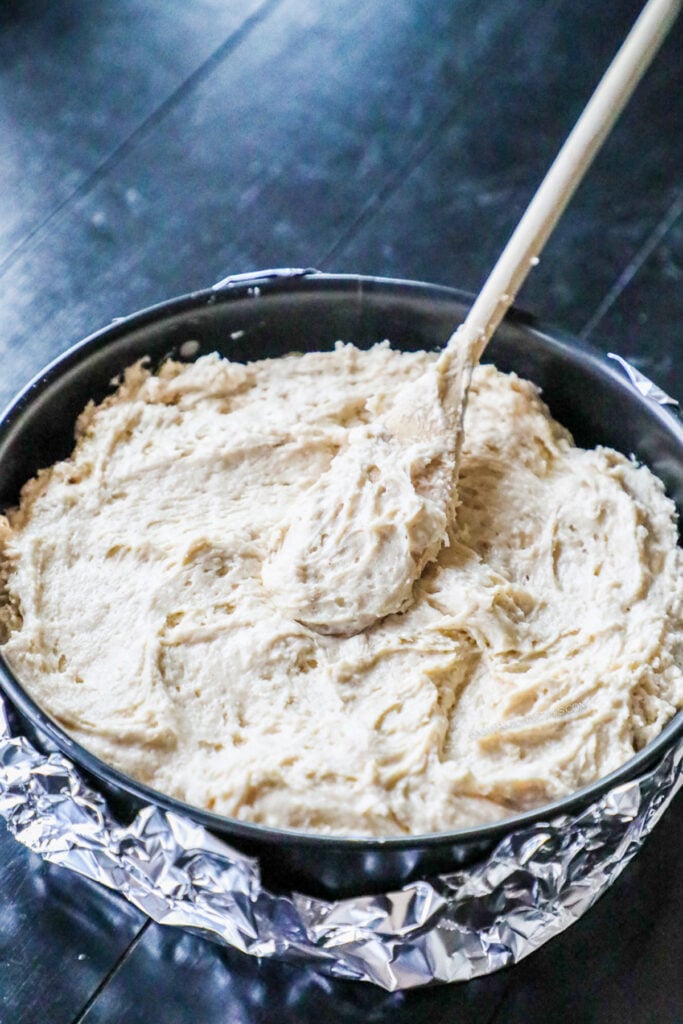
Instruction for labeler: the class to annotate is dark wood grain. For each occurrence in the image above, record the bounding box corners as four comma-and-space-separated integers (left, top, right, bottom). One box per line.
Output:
0, 825, 145, 1024
579, 189, 683, 390
325, 0, 683, 362
0, 0, 266, 265
0, 0, 568, 408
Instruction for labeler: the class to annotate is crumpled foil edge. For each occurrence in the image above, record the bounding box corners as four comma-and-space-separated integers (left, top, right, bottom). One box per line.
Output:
607, 352, 680, 407
0, 694, 680, 990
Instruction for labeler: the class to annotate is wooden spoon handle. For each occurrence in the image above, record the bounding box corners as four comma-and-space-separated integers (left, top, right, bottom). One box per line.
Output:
438, 0, 681, 375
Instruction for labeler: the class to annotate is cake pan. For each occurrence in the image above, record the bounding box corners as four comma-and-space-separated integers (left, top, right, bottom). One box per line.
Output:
0, 268, 681, 899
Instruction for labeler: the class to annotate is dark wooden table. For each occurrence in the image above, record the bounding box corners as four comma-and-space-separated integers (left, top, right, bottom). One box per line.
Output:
0, 2, 681, 1020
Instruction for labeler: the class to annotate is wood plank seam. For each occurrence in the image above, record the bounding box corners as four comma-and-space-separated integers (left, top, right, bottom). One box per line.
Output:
579, 186, 683, 340
317, 0, 566, 271
0, 0, 284, 284
69, 919, 153, 1024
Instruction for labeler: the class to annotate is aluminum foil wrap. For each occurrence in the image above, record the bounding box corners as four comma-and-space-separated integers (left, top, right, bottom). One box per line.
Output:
607, 352, 680, 406
0, 352, 681, 991
0, 692, 680, 991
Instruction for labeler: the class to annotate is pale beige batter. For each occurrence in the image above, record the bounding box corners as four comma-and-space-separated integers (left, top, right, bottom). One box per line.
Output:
262, 364, 457, 636
1, 345, 682, 836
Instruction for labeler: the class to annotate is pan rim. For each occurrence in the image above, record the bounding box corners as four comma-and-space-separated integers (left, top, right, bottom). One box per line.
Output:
1, 269, 681, 854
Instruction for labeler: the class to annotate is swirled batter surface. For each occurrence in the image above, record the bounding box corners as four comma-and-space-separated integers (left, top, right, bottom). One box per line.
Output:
1, 345, 682, 835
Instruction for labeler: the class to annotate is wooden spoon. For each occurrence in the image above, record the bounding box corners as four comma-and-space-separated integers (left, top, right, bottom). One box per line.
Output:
263, 0, 681, 636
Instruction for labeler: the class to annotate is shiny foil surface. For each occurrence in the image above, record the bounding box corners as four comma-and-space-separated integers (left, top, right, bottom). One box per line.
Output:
0, 355, 681, 990
607, 352, 680, 406
0, 693, 680, 991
